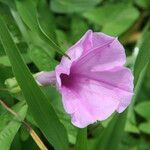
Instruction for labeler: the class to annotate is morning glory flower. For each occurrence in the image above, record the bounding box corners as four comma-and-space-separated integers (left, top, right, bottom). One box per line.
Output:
36, 30, 134, 128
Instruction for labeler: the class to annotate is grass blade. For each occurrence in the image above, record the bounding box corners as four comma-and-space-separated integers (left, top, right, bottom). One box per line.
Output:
0, 17, 68, 150
14, 0, 69, 58
0, 101, 27, 150
94, 111, 127, 150
75, 128, 87, 150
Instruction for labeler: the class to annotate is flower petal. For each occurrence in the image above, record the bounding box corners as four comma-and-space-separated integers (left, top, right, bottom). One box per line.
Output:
92, 32, 116, 47
72, 37, 126, 73
55, 30, 133, 128
80, 67, 134, 112
56, 30, 93, 88
61, 86, 96, 126
60, 30, 93, 69
35, 71, 56, 86
60, 67, 133, 128
60, 77, 115, 128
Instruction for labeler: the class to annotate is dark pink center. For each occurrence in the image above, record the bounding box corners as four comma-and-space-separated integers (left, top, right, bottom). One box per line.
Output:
60, 73, 74, 88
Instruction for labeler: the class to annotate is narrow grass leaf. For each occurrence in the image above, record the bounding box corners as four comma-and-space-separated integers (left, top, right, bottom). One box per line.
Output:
134, 27, 150, 85
0, 17, 68, 150
75, 128, 87, 150
15, 0, 69, 58
94, 111, 127, 150
0, 101, 27, 150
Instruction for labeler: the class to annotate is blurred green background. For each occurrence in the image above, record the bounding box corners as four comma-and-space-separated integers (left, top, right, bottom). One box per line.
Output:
0, 0, 150, 150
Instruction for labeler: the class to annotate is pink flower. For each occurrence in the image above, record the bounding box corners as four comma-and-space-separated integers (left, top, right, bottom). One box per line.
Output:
36, 30, 134, 128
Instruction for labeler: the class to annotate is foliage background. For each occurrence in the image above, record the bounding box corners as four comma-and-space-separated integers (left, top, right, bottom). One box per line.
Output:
0, 0, 150, 149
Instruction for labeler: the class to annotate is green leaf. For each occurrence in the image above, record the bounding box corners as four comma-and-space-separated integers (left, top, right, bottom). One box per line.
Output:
0, 65, 13, 86
71, 16, 88, 43
51, 0, 102, 13
126, 24, 150, 133
15, 0, 68, 58
134, 28, 150, 85
0, 53, 31, 66
83, 3, 139, 36
125, 122, 139, 134
94, 111, 127, 150
37, 0, 57, 42
135, 0, 150, 9
134, 101, 150, 120
0, 17, 69, 150
0, 0, 15, 9
14, 0, 39, 32
11, 8, 57, 70
29, 45, 58, 71
10, 8, 31, 44
75, 128, 87, 150
56, 29, 69, 52
0, 101, 27, 150
0, 3, 21, 42
0, 55, 10, 66
126, 62, 149, 133
139, 122, 150, 134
